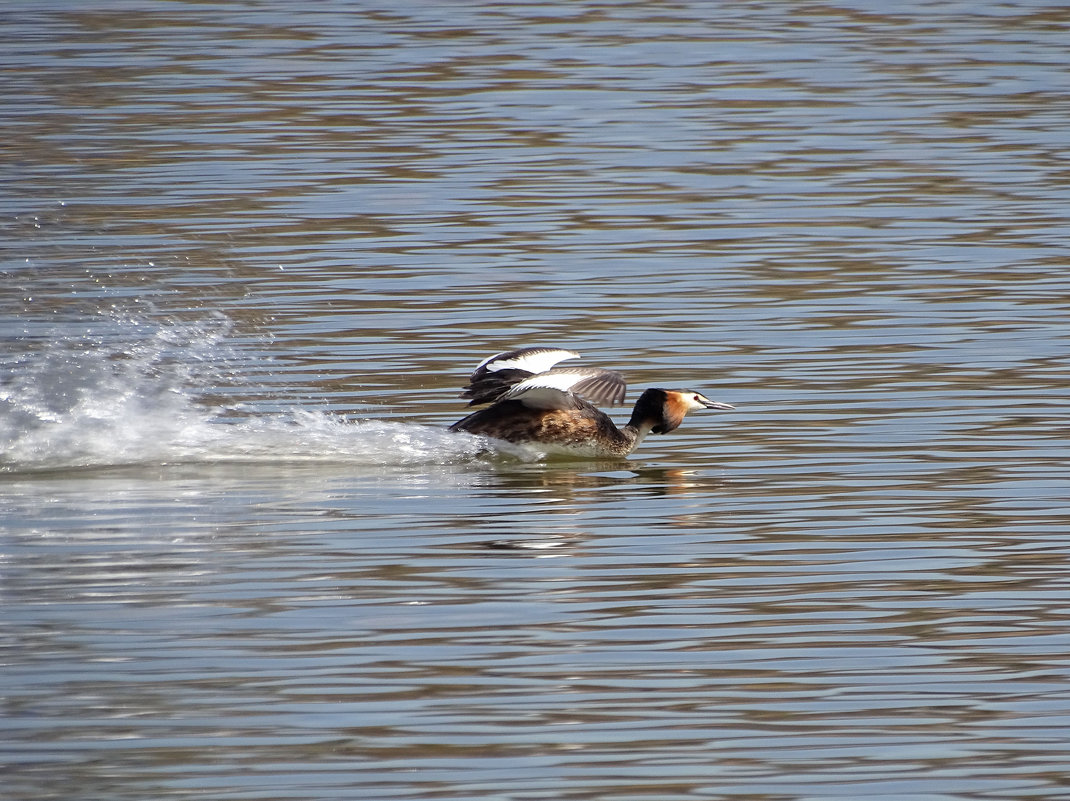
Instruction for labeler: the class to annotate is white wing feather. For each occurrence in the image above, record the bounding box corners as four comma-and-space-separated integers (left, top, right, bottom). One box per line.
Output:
475, 347, 580, 375
500, 367, 627, 409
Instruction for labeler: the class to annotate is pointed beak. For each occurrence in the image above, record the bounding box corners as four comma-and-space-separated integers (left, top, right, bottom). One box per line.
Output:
701, 399, 734, 410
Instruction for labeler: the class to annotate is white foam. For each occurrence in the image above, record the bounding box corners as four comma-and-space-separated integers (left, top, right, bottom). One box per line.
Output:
0, 316, 491, 472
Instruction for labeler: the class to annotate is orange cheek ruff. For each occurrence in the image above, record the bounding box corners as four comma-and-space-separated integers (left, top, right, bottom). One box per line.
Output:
652, 392, 691, 434
670, 392, 697, 418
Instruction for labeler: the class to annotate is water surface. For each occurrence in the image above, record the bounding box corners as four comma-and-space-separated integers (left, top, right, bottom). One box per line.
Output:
3, 2, 1070, 800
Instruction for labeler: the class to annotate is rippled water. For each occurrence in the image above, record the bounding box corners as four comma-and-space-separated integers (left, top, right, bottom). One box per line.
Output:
4, 2, 1070, 800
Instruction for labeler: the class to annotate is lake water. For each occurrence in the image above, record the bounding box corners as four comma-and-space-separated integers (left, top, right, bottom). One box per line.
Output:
3, 2, 1070, 799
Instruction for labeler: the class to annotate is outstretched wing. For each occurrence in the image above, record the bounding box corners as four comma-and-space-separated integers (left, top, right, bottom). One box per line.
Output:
461, 347, 581, 405
552, 367, 628, 407
472, 347, 580, 376
499, 366, 627, 409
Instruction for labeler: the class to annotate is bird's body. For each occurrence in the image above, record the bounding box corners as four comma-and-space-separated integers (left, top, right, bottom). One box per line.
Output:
448, 347, 732, 458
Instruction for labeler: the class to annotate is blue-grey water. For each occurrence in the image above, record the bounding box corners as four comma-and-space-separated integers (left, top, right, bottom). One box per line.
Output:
3, 2, 1070, 800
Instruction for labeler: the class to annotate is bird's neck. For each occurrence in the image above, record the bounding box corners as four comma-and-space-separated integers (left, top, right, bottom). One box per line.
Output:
622, 391, 668, 453
620, 420, 655, 454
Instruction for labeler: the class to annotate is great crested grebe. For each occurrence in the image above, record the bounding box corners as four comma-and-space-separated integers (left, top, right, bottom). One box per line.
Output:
448, 347, 733, 457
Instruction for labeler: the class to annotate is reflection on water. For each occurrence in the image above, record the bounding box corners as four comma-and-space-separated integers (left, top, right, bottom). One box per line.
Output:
4, 1, 1070, 800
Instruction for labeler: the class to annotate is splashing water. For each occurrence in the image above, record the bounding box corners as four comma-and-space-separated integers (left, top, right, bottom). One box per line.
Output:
0, 315, 490, 472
